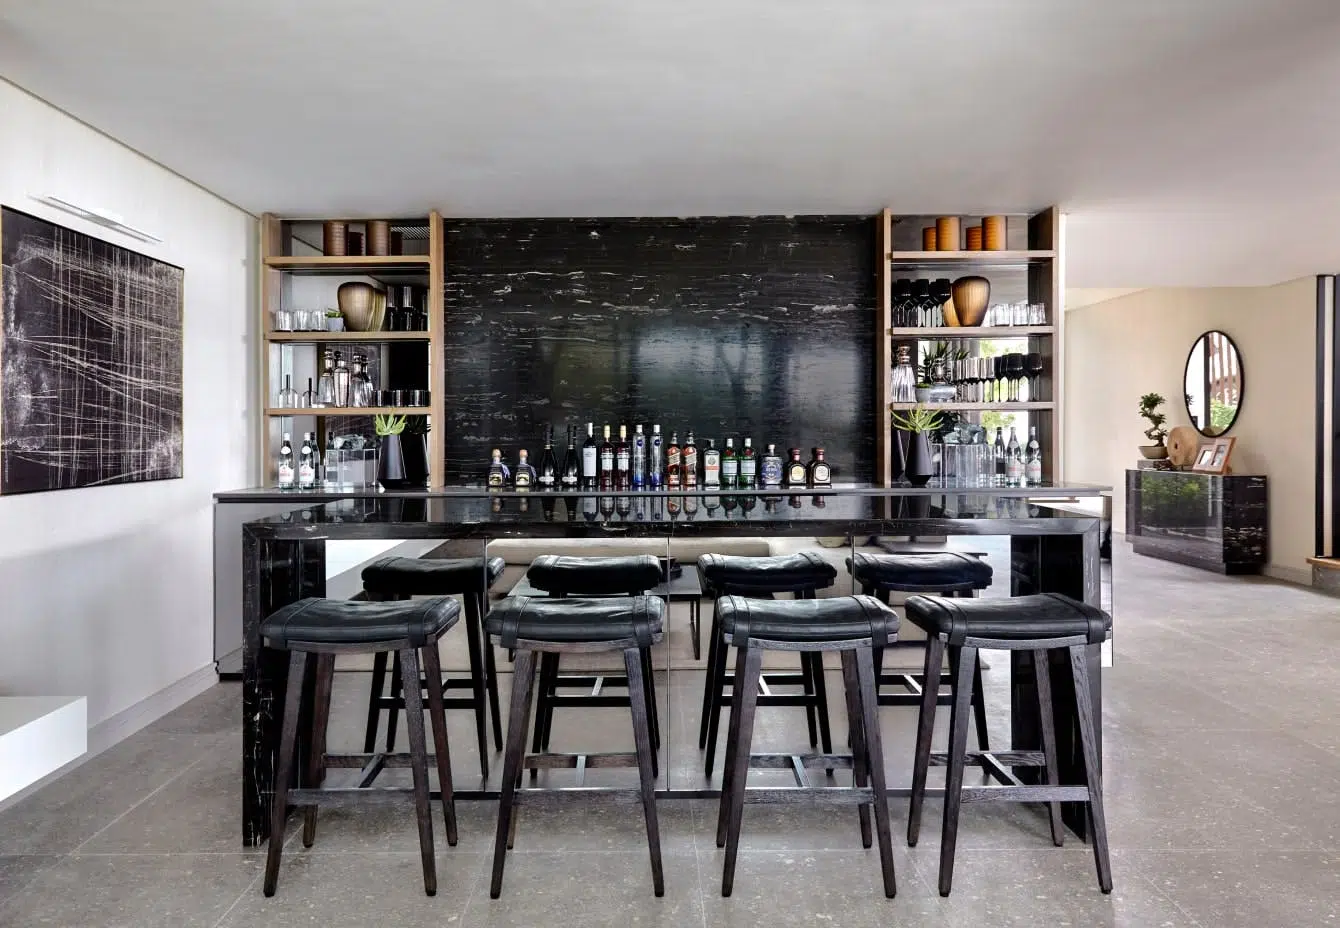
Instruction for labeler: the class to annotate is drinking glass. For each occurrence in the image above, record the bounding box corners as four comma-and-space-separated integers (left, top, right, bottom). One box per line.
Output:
929, 278, 952, 327
1025, 352, 1044, 401
1030, 302, 1047, 325
273, 309, 293, 332
1006, 353, 1026, 401
891, 280, 912, 327
911, 280, 931, 327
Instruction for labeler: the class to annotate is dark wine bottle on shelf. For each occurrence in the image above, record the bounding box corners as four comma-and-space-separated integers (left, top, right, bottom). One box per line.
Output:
599, 425, 614, 490
581, 422, 598, 489
560, 426, 579, 488
615, 425, 631, 490
538, 427, 559, 489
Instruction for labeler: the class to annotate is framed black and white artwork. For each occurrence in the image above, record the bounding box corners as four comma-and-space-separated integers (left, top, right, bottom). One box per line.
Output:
0, 206, 184, 494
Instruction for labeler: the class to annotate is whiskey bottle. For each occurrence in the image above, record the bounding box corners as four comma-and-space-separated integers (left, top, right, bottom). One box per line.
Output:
760, 443, 783, 488
561, 426, 580, 488
721, 438, 738, 485
1005, 427, 1024, 487
682, 431, 699, 488
488, 448, 508, 488
277, 432, 295, 490
615, 425, 632, 489
1025, 426, 1043, 486
784, 448, 807, 488
581, 422, 598, 489
599, 425, 615, 490
649, 424, 663, 488
514, 449, 536, 489
703, 439, 721, 487
632, 424, 647, 489
538, 427, 559, 489
738, 437, 757, 488
807, 447, 832, 487
298, 432, 317, 489
666, 431, 682, 488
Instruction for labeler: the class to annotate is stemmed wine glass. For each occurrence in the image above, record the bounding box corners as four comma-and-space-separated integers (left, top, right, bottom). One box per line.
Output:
891, 280, 912, 327
1006, 353, 1026, 401
1025, 353, 1044, 401
929, 278, 952, 327
910, 280, 931, 327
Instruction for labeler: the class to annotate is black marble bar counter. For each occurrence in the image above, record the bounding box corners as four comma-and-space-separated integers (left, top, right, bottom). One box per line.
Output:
240, 484, 1109, 847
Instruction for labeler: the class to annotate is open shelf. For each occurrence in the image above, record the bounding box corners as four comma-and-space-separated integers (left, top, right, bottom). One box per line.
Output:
267, 331, 432, 343
264, 255, 431, 274
888, 326, 1054, 338
265, 407, 430, 417
889, 402, 1055, 413
886, 250, 1055, 269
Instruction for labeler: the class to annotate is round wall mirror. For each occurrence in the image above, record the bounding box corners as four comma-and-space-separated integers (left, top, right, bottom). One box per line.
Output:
1184, 330, 1243, 436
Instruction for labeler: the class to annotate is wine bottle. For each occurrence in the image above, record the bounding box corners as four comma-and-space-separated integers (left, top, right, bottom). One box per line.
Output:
721, 438, 738, 485
703, 439, 721, 487
1025, 426, 1043, 486
538, 427, 559, 489
682, 431, 699, 488
666, 431, 682, 488
738, 437, 757, 488
298, 432, 316, 489
599, 425, 614, 490
1005, 427, 1023, 487
993, 427, 1007, 488
649, 424, 663, 488
615, 424, 631, 490
632, 424, 647, 489
277, 432, 295, 490
561, 426, 579, 488
581, 422, 598, 489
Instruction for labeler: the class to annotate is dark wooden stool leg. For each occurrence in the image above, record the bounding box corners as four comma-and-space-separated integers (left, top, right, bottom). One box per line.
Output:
302, 653, 334, 848
460, 596, 492, 780
385, 658, 403, 753
398, 648, 437, 896
703, 620, 731, 777
698, 602, 721, 748
639, 648, 660, 778
721, 645, 764, 897
624, 647, 665, 896
530, 652, 556, 779
363, 650, 388, 754
479, 595, 503, 751
691, 599, 701, 661
421, 643, 459, 846
800, 651, 819, 748
263, 650, 307, 896
1070, 645, 1113, 894
715, 645, 752, 848
971, 651, 989, 751
906, 634, 944, 847
490, 649, 538, 898
808, 652, 834, 762
1033, 647, 1063, 848
938, 644, 977, 897
839, 650, 871, 848
854, 644, 897, 899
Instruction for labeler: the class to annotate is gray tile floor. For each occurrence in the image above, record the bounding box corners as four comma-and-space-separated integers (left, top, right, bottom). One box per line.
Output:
3, 541, 1340, 926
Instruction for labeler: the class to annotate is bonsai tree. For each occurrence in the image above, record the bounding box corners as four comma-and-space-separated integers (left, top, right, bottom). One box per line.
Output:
1138, 393, 1168, 447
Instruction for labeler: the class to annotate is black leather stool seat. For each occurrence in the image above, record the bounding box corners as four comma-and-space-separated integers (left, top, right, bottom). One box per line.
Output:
904, 592, 1110, 645
526, 554, 663, 596
486, 595, 665, 647
698, 551, 837, 595
361, 556, 505, 596
848, 552, 992, 593
717, 594, 898, 645
261, 597, 461, 649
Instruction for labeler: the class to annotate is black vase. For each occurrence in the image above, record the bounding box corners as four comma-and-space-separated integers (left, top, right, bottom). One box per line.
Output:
905, 432, 933, 487
378, 434, 410, 489
890, 428, 909, 483
400, 432, 429, 486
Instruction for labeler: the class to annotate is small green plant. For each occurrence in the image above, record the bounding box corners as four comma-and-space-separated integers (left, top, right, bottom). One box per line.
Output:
1138, 393, 1168, 445
374, 414, 407, 437
325, 307, 342, 318
891, 405, 943, 433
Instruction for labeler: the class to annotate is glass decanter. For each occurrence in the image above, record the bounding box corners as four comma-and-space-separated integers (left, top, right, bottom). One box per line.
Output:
315, 355, 336, 407
276, 374, 299, 409
332, 351, 351, 407
889, 344, 917, 403
350, 354, 376, 407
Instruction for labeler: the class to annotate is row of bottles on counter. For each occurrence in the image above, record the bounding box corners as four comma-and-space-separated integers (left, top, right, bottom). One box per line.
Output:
276, 432, 321, 490
487, 424, 833, 490
992, 425, 1044, 487
275, 351, 377, 409
492, 489, 835, 519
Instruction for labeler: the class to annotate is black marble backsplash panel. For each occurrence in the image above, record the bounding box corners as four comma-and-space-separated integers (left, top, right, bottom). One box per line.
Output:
442, 216, 875, 483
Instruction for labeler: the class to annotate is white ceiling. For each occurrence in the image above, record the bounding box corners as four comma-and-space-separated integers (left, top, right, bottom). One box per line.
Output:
3, 0, 1340, 287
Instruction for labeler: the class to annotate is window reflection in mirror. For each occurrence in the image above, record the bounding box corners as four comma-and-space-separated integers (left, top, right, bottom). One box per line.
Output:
1184, 331, 1242, 436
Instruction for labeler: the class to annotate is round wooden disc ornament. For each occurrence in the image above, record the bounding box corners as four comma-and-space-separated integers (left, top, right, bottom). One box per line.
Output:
1166, 426, 1200, 468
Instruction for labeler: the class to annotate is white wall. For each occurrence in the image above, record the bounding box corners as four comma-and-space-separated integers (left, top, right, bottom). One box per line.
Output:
1065, 278, 1315, 582
0, 81, 255, 737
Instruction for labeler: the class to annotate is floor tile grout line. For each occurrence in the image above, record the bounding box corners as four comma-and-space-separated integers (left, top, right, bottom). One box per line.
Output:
68, 751, 215, 855
207, 867, 263, 928
1128, 864, 1207, 928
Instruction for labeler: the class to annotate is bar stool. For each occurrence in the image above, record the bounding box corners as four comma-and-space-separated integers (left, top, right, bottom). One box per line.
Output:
714, 594, 899, 898
361, 555, 505, 779
904, 592, 1112, 896
486, 594, 665, 898
524, 555, 664, 772
847, 551, 992, 750
260, 596, 460, 897
698, 552, 837, 776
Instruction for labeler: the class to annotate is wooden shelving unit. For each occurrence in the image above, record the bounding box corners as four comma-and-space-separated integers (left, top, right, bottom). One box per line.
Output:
258, 211, 445, 487
875, 208, 1064, 486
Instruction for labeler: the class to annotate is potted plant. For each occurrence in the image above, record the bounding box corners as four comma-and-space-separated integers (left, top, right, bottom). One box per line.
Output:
891, 405, 943, 486
1138, 392, 1169, 460
326, 308, 345, 332
914, 383, 932, 404
375, 414, 410, 489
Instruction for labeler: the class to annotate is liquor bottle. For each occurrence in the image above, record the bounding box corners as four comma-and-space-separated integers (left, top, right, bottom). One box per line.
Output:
684, 492, 699, 518
488, 448, 508, 488
616, 494, 631, 517
704, 493, 721, 515
538, 427, 559, 489
514, 449, 536, 489
784, 447, 807, 488
599, 425, 615, 490
581, 494, 598, 522
665, 431, 682, 488
615, 425, 632, 489
760, 443, 783, 488
297, 432, 316, 489
277, 432, 295, 490
741, 492, 757, 512
649, 424, 663, 488
632, 424, 647, 489
333, 351, 351, 407
1025, 426, 1043, 486
721, 438, 738, 485
738, 437, 757, 488
993, 427, 1007, 487
703, 439, 721, 487
682, 431, 699, 488
1005, 427, 1023, 487
581, 422, 599, 489
807, 447, 832, 487
561, 426, 580, 488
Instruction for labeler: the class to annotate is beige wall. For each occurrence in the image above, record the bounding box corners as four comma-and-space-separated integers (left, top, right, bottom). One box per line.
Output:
1064, 277, 1315, 582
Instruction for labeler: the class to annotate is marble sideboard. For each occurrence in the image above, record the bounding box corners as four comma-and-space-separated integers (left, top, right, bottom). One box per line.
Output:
1125, 469, 1268, 574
